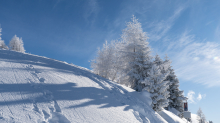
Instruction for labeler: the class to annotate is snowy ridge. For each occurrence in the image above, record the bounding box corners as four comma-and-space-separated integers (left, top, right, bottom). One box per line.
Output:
0, 49, 168, 123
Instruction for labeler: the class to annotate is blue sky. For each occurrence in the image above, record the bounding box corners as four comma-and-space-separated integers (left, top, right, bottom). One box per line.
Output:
0, 0, 220, 122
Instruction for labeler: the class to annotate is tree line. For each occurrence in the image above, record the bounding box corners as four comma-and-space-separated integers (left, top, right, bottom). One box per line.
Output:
0, 28, 25, 53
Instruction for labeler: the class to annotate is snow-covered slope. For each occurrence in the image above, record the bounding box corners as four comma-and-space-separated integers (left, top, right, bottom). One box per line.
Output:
0, 50, 167, 123
158, 109, 186, 123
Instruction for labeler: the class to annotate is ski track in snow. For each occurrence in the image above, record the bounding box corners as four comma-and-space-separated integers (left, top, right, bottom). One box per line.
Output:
0, 56, 70, 122
0, 50, 167, 123
24, 64, 71, 123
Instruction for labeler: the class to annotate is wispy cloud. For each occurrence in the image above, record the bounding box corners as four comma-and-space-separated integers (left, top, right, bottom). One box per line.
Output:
148, 7, 185, 41
167, 31, 220, 87
187, 91, 206, 103
205, 20, 214, 26
167, 30, 194, 51
53, 0, 62, 8
83, 0, 99, 25
215, 25, 220, 41
146, 4, 220, 88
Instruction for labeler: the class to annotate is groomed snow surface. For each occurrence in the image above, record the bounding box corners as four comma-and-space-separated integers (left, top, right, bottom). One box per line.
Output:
0, 50, 188, 123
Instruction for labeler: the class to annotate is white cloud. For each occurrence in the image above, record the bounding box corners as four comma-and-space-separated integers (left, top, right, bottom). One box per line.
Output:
187, 91, 206, 103
197, 93, 206, 101
197, 93, 202, 101
187, 91, 195, 103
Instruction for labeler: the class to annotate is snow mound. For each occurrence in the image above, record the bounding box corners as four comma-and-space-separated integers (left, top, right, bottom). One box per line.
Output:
0, 50, 167, 123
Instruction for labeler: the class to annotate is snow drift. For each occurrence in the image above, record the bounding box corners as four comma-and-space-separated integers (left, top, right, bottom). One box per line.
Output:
0, 50, 169, 123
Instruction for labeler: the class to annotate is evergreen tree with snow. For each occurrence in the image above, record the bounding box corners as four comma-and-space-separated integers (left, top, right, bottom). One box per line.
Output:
154, 55, 165, 72
119, 15, 152, 91
164, 56, 187, 118
0, 28, 8, 49
197, 107, 206, 123
142, 63, 170, 111
9, 35, 25, 53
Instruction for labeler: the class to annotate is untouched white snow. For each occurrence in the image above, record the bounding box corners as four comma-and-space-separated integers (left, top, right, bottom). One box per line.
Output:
168, 108, 181, 116
0, 50, 168, 123
191, 113, 199, 123
168, 108, 200, 123
158, 109, 186, 123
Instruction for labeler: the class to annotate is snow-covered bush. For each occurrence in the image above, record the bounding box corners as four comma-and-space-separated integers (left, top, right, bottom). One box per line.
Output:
9, 35, 25, 53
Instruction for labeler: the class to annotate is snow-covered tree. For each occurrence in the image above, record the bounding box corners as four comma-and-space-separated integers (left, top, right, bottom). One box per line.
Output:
142, 64, 169, 111
154, 55, 165, 71
9, 35, 25, 53
142, 55, 171, 111
0, 28, 8, 49
91, 40, 120, 81
197, 108, 206, 123
119, 15, 152, 91
164, 56, 187, 118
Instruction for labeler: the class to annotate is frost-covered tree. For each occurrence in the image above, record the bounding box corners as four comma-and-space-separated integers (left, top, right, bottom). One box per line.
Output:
91, 40, 120, 81
9, 35, 25, 53
142, 64, 169, 111
119, 15, 152, 91
164, 56, 187, 118
0, 28, 8, 49
154, 55, 165, 71
168, 78, 187, 117
197, 108, 206, 123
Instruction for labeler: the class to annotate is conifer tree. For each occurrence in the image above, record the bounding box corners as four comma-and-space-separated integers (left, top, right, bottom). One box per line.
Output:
164, 56, 187, 117
9, 35, 25, 53
119, 15, 152, 91
142, 64, 170, 111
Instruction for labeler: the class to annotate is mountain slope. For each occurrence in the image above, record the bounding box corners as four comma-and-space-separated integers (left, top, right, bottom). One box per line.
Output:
0, 50, 167, 123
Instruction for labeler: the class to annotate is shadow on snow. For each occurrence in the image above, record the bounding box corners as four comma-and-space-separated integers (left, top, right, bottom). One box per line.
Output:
0, 50, 157, 122
0, 50, 133, 110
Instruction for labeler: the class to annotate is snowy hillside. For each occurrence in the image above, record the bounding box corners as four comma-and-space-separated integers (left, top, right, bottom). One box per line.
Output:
0, 49, 170, 123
